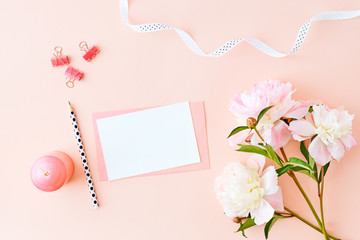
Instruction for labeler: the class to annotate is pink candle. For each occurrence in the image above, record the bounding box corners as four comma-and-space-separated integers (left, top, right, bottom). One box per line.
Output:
31, 151, 74, 192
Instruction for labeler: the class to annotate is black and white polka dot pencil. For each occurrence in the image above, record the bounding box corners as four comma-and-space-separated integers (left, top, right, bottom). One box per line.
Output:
68, 101, 99, 208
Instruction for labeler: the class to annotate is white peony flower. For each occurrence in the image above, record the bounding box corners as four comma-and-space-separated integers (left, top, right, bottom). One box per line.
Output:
215, 155, 284, 225
289, 105, 357, 165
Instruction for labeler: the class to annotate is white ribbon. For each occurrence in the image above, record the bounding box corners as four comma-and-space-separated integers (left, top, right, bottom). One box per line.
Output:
120, 0, 360, 58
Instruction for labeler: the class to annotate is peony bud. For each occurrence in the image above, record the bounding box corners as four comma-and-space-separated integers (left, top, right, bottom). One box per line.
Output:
233, 217, 241, 223
246, 117, 257, 129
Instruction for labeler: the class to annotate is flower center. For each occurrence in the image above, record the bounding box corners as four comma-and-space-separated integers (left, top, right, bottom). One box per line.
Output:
315, 122, 349, 145
244, 169, 264, 210
257, 113, 274, 130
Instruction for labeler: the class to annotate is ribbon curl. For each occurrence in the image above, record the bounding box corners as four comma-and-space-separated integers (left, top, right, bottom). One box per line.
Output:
120, 0, 360, 58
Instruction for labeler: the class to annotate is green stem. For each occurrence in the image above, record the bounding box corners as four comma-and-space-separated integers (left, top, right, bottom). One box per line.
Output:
284, 207, 340, 240
280, 147, 288, 162
253, 128, 264, 142
279, 147, 323, 229
320, 167, 329, 240
252, 128, 327, 237
289, 171, 323, 227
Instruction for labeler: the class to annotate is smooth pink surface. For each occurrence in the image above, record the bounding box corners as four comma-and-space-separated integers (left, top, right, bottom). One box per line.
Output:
49, 151, 75, 183
65, 66, 83, 80
83, 46, 100, 62
30, 152, 74, 192
93, 101, 210, 181
2, 0, 360, 239
51, 56, 69, 67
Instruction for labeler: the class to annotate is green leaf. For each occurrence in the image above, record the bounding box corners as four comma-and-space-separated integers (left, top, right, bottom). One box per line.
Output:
300, 141, 309, 162
300, 141, 317, 181
323, 162, 330, 175
240, 229, 247, 238
237, 144, 269, 158
228, 126, 249, 138
257, 106, 273, 123
273, 213, 288, 218
291, 167, 318, 182
318, 162, 330, 183
261, 143, 282, 166
264, 217, 280, 239
308, 155, 316, 170
235, 220, 247, 237
276, 165, 292, 177
236, 218, 256, 233
309, 154, 317, 181
283, 157, 317, 181
284, 157, 313, 172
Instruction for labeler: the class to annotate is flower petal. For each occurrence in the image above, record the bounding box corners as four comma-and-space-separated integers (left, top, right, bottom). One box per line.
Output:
223, 208, 238, 218
284, 106, 309, 119
308, 136, 332, 166
247, 154, 266, 174
228, 130, 250, 147
291, 134, 310, 142
251, 128, 265, 146
260, 166, 279, 196
263, 188, 284, 211
289, 119, 316, 141
284, 100, 321, 119
270, 120, 292, 150
250, 199, 274, 225
269, 101, 295, 122
340, 135, 357, 150
327, 139, 345, 161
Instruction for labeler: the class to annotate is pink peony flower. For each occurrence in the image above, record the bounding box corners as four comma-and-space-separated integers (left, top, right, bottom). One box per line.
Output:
289, 105, 357, 166
284, 100, 322, 119
230, 80, 314, 149
214, 155, 284, 225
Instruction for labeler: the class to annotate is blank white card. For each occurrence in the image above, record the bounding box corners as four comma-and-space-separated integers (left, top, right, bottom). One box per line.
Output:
96, 102, 201, 180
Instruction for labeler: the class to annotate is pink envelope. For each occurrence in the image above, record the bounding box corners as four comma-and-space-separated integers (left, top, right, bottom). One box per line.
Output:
92, 101, 210, 181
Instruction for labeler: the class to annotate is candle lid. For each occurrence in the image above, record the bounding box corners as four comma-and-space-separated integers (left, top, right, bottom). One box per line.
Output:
31, 155, 67, 192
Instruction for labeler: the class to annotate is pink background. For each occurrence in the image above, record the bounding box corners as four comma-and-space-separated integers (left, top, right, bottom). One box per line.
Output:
1, 0, 360, 239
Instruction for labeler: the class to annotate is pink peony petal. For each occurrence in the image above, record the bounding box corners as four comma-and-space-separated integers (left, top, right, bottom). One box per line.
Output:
284, 100, 321, 119
223, 207, 238, 218
308, 136, 332, 166
340, 135, 357, 150
251, 128, 265, 146
250, 199, 275, 225
261, 127, 273, 144
228, 130, 250, 147
327, 139, 345, 161
230, 80, 297, 135
289, 119, 316, 141
260, 166, 279, 196
214, 176, 225, 193
269, 101, 295, 122
291, 133, 310, 142
263, 188, 284, 211
270, 121, 292, 150
247, 155, 266, 174
284, 106, 309, 119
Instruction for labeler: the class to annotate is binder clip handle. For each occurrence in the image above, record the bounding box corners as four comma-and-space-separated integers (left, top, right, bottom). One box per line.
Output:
54, 46, 63, 57
79, 41, 89, 53
65, 77, 75, 88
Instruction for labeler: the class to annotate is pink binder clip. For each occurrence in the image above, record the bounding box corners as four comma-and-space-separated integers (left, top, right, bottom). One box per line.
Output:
51, 46, 69, 67
79, 41, 99, 62
65, 66, 83, 88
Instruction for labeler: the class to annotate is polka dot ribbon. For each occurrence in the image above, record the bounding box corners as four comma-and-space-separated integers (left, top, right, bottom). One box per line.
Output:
120, 0, 360, 57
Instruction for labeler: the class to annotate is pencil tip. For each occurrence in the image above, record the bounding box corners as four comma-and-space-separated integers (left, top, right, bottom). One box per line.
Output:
68, 101, 71, 105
